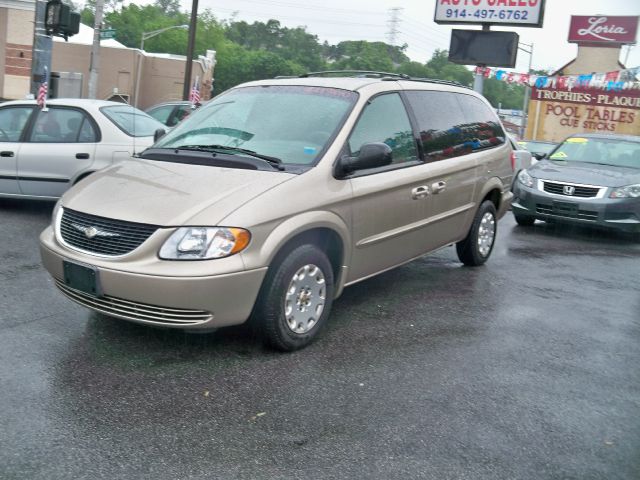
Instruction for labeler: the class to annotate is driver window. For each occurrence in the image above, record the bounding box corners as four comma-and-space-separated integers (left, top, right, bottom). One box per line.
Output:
0, 107, 33, 142
348, 93, 418, 166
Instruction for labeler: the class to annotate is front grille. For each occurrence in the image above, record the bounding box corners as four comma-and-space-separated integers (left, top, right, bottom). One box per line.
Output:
59, 208, 158, 256
543, 181, 600, 198
536, 203, 598, 221
55, 280, 212, 325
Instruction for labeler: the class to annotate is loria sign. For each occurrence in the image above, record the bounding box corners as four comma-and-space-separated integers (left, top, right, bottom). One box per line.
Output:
568, 16, 639, 44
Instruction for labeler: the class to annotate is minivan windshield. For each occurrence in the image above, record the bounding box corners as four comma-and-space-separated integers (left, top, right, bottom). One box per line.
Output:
153, 85, 358, 165
548, 137, 640, 169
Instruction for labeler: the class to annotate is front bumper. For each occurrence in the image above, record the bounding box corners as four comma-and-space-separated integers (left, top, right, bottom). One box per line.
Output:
512, 181, 640, 233
40, 226, 268, 329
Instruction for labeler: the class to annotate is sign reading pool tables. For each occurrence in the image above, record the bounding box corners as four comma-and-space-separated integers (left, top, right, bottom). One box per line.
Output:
434, 0, 546, 28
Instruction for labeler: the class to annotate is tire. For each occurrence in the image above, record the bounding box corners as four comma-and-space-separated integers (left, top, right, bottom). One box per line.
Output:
513, 211, 535, 226
456, 200, 497, 266
253, 244, 334, 351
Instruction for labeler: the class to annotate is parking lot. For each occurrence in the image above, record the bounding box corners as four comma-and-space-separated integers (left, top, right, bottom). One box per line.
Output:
1, 198, 639, 480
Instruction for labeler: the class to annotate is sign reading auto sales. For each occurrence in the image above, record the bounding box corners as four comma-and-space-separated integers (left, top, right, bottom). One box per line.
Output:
434, 0, 546, 27
568, 16, 639, 44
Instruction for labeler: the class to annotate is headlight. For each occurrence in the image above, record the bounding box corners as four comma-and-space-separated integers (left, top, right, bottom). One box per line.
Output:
159, 227, 251, 260
610, 184, 640, 199
518, 169, 534, 188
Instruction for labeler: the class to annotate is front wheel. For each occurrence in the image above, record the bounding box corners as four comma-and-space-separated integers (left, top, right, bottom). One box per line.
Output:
253, 244, 334, 351
456, 200, 497, 266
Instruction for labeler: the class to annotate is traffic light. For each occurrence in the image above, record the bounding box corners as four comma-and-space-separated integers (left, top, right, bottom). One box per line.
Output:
45, 0, 80, 41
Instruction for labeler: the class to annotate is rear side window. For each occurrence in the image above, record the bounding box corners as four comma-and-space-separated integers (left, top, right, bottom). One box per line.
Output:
29, 108, 96, 143
0, 106, 33, 142
406, 91, 505, 161
455, 94, 506, 148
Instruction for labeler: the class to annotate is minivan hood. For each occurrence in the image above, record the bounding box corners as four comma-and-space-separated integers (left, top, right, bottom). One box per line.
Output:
530, 160, 640, 187
62, 159, 295, 226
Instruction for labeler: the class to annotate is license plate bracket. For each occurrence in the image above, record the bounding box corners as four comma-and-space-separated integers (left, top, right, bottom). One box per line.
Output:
552, 201, 578, 217
63, 261, 101, 297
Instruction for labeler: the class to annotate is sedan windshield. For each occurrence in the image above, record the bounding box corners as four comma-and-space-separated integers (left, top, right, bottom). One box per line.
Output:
549, 137, 640, 168
154, 85, 358, 165
101, 105, 165, 137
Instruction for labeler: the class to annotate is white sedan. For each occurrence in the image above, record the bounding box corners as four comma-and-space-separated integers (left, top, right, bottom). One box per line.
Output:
0, 99, 165, 200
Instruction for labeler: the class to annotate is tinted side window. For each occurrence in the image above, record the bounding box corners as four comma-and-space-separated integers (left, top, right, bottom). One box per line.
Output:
405, 91, 466, 161
29, 108, 95, 143
0, 107, 33, 142
455, 94, 506, 148
406, 91, 506, 161
348, 93, 418, 166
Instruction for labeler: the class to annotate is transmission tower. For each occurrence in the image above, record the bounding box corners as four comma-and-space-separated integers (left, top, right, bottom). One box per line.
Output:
386, 7, 403, 46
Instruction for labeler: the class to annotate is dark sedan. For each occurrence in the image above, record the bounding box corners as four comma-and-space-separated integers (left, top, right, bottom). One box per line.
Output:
512, 133, 640, 233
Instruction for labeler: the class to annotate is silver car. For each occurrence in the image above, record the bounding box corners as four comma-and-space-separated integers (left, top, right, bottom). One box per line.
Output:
512, 133, 640, 233
0, 99, 164, 200
40, 73, 514, 350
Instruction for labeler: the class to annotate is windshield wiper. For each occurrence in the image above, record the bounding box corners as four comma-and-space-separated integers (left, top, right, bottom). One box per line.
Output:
175, 144, 284, 170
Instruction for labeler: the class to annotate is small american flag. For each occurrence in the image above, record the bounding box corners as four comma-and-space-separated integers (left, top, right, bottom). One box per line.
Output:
37, 68, 48, 110
189, 76, 201, 107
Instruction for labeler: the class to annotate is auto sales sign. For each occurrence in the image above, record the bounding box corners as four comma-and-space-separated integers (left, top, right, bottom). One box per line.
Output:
434, 0, 546, 27
568, 16, 639, 44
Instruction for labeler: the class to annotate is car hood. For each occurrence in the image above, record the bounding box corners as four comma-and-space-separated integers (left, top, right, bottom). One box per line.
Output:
61, 159, 295, 226
529, 160, 640, 187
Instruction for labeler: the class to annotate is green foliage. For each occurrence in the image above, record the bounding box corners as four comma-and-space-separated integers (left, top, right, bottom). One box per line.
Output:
483, 79, 526, 109
327, 41, 409, 72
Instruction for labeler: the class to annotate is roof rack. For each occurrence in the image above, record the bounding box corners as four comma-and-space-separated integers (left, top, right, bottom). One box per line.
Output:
299, 70, 410, 80
400, 77, 471, 90
285, 70, 471, 89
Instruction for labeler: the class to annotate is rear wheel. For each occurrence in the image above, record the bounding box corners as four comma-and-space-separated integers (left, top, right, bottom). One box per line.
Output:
456, 200, 497, 266
253, 244, 334, 351
513, 212, 535, 226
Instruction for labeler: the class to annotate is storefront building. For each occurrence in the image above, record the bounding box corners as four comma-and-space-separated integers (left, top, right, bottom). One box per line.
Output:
1, 0, 214, 107
525, 15, 640, 141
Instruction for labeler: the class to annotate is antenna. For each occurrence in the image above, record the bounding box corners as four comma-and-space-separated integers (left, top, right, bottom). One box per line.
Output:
386, 7, 403, 46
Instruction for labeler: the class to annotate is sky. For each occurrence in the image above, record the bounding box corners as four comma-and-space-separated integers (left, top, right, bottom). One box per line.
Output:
173, 0, 640, 74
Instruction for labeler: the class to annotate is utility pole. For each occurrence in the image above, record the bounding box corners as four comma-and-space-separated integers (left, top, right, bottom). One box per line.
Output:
386, 7, 403, 46
472, 25, 492, 95
87, 0, 105, 99
182, 0, 199, 100
30, 0, 53, 96
519, 42, 534, 138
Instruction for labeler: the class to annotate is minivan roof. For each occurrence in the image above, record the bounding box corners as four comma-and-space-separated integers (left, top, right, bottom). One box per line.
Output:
238, 72, 471, 93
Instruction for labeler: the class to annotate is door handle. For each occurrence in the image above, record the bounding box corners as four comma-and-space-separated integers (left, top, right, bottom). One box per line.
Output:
432, 181, 447, 194
76, 153, 90, 159
0, 151, 14, 157
411, 185, 430, 199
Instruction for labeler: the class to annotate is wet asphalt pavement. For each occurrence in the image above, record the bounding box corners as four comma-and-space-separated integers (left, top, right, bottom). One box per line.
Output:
1, 198, 639, 480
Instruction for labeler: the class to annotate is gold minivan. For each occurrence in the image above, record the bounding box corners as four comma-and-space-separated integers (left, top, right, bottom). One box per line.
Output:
40, 73, 514, 350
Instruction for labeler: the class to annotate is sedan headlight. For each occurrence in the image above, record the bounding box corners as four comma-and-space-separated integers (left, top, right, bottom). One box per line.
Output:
610, 184, 640, 199
159, 227, 251, 260
518, 169, 535, 188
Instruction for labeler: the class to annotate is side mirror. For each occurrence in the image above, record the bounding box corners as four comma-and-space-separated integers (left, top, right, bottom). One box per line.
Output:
533, 152, 546, 160
153, 128, 166, 143
336, 142, 393, 177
